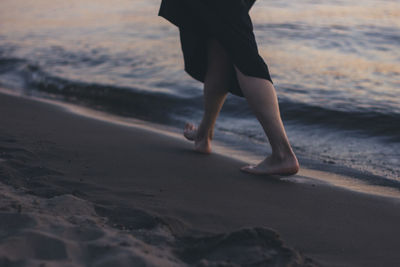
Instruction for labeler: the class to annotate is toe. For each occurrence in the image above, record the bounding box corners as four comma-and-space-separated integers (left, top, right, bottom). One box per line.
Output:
185, 122, 194, 129
184, 123, 196, 133
240, 165, 255, 173
184, 123, 191, 131
183, 123, 197, 141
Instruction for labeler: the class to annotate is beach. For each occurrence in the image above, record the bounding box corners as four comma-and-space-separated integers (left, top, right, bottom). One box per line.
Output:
1, 0, 400, 266
1, 90, 400, 266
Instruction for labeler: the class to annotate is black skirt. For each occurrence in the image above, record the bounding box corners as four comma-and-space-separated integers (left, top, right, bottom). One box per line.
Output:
158, 0, 273, 97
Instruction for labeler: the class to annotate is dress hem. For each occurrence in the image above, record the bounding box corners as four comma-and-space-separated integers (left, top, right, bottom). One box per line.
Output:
158, 2, 273, 98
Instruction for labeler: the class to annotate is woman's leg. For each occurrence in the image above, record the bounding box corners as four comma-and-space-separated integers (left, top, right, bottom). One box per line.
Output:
234, 66, 299, 175
183, 38, 299, 175
184, 38, 231, 153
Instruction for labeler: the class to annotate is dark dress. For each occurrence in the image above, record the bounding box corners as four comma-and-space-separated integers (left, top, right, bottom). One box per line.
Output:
158, 0, 273, 97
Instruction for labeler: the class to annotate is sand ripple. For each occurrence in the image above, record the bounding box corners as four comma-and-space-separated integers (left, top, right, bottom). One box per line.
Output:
0, 182, 314, 266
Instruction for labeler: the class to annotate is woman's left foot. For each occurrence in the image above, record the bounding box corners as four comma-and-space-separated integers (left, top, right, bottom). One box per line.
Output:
183, 122, 197, 141
183, 122, 212, 154
240, 153, 299, 176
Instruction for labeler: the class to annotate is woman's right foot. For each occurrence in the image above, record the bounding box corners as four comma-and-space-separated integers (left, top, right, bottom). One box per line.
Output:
240, 152, 299, 176
183, 122, 212, 154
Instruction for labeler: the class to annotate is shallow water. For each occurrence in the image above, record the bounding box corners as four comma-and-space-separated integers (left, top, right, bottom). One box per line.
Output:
0, 0, 399, 186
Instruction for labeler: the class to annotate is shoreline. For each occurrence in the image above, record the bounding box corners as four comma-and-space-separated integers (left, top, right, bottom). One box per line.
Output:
1, 87, 399, 200
1, 89, 400, 266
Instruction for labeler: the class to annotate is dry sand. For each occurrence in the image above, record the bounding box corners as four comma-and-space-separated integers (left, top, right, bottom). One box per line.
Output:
0, 90, 400, 267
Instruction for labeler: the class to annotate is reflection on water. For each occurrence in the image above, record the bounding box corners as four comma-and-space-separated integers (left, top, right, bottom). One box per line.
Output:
0, 0, 399, 184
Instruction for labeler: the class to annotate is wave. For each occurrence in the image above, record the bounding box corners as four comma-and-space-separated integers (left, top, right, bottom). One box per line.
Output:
1, 57, 399, 142
279, 100, 400, 142
255, 23, 400, 53
0, 58, 202, 124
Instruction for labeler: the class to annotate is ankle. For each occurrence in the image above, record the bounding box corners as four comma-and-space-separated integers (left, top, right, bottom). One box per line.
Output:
272, 148, 297, 162
196, 126, 212, 141
196, 134, 211, 143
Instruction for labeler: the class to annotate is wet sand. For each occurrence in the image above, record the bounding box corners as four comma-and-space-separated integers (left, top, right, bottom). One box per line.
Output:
1, 90, 400, 266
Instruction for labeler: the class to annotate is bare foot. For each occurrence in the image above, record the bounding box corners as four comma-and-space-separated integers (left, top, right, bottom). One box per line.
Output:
183, 122, 212, 154
240, 153, 299, 176
183, 122, 196, 141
